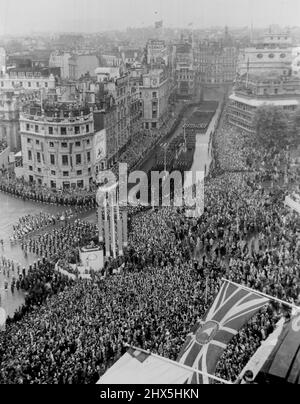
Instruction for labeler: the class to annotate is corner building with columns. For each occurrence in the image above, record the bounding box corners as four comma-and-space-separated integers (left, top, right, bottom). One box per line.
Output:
20, 102, 95, 190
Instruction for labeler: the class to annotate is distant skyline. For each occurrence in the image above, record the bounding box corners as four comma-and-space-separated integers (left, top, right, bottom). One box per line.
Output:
0, 0, 299, 35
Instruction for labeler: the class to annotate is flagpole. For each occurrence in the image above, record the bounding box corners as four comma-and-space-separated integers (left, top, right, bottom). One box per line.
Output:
110, 192, 117, 259
104, 197, 110, 258
222, 278, 300, 311
116, 191, 123, 256
124, 344, 232, 385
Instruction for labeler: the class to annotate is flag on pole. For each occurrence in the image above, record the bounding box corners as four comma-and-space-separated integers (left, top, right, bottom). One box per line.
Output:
177, 281, 269, 384
256, 314, 300, 384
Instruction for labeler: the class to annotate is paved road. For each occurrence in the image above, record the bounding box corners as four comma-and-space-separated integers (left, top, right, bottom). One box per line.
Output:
0, 93, 220, 318
0, 194, 68, 317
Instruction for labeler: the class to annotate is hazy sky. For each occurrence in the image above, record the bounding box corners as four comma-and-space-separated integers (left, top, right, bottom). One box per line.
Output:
0, 0, 299, 35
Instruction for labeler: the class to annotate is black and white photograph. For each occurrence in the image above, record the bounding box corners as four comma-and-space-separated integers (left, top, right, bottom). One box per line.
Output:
0, 0, 299, 390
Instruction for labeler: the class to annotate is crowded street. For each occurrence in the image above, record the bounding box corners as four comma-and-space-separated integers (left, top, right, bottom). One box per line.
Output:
0, 3, 299, 387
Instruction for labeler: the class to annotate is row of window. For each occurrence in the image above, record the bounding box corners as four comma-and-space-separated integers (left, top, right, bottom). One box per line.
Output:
28, 167, 91, 178
28, 177, 88, 189
144, 122, 157, 129
116, 86, 127, 97
256, 53, 286, 59
27, 138, 91, 147
25, 123, 90, 135
1, 81, 49, 88
28, 151, 91, 165
51, 170, 83, 177
49, 180, 89, 190
229, 117, 254, 131
177, 75, 194, 80
268, 36, 289, 41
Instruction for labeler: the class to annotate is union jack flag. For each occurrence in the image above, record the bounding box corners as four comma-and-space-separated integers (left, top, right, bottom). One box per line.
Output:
178, 281, 269, 384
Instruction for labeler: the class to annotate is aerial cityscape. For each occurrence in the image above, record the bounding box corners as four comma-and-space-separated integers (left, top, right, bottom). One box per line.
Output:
0, 0, 299, 387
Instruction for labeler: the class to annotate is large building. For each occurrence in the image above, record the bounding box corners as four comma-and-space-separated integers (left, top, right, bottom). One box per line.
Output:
175, 63, 196, 98
100, 51, 123, 68
95, 67, 121, 83
146, 39, 169, 66
121, 49, 141, 67
175, 41, 196, 98
140, 69, 170, 130
20, 102, 95, 189
0, 70, 56, 91
0, 91, 20, 152
291, 47, 300, 78
227, 72, 300, 133
92, 72, 140, 169
0, 89, 42, 152
49, 51, 72, 79
238, 33, 292, 76
69, 54, 99, 80
104, 74, 131, 157
196, 40, 238, 84
50, 52, 99, 80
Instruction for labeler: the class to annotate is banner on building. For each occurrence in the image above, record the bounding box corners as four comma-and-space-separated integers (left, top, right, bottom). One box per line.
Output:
177, 281, 269, 384
94, 129, 107, 163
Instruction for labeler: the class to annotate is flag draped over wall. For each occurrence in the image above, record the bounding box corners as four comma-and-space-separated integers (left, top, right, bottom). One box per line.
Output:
177, 281, 269, 384
256, 314, 300, 384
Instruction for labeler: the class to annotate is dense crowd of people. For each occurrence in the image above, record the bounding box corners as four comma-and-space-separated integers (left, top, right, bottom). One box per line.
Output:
0, 176, 97, 207
0, 257, 23, 295
11, 210, 75, 242
114, 130, 160, 173
20, 220, 98, 264
111, 111, 182, 175
0, 106, 299, 384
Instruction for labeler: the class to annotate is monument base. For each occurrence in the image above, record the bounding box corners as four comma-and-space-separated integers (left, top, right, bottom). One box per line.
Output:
80, 245, 104, 272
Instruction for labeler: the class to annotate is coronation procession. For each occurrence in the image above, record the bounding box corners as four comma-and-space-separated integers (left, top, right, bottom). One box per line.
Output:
0, 0, 299, 392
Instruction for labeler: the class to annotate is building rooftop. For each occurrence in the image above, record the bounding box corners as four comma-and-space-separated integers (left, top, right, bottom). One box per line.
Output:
1, 68, 55, 79
229, 93, 300, 107
238, 72, 300, 84
21, 101, 92, 121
